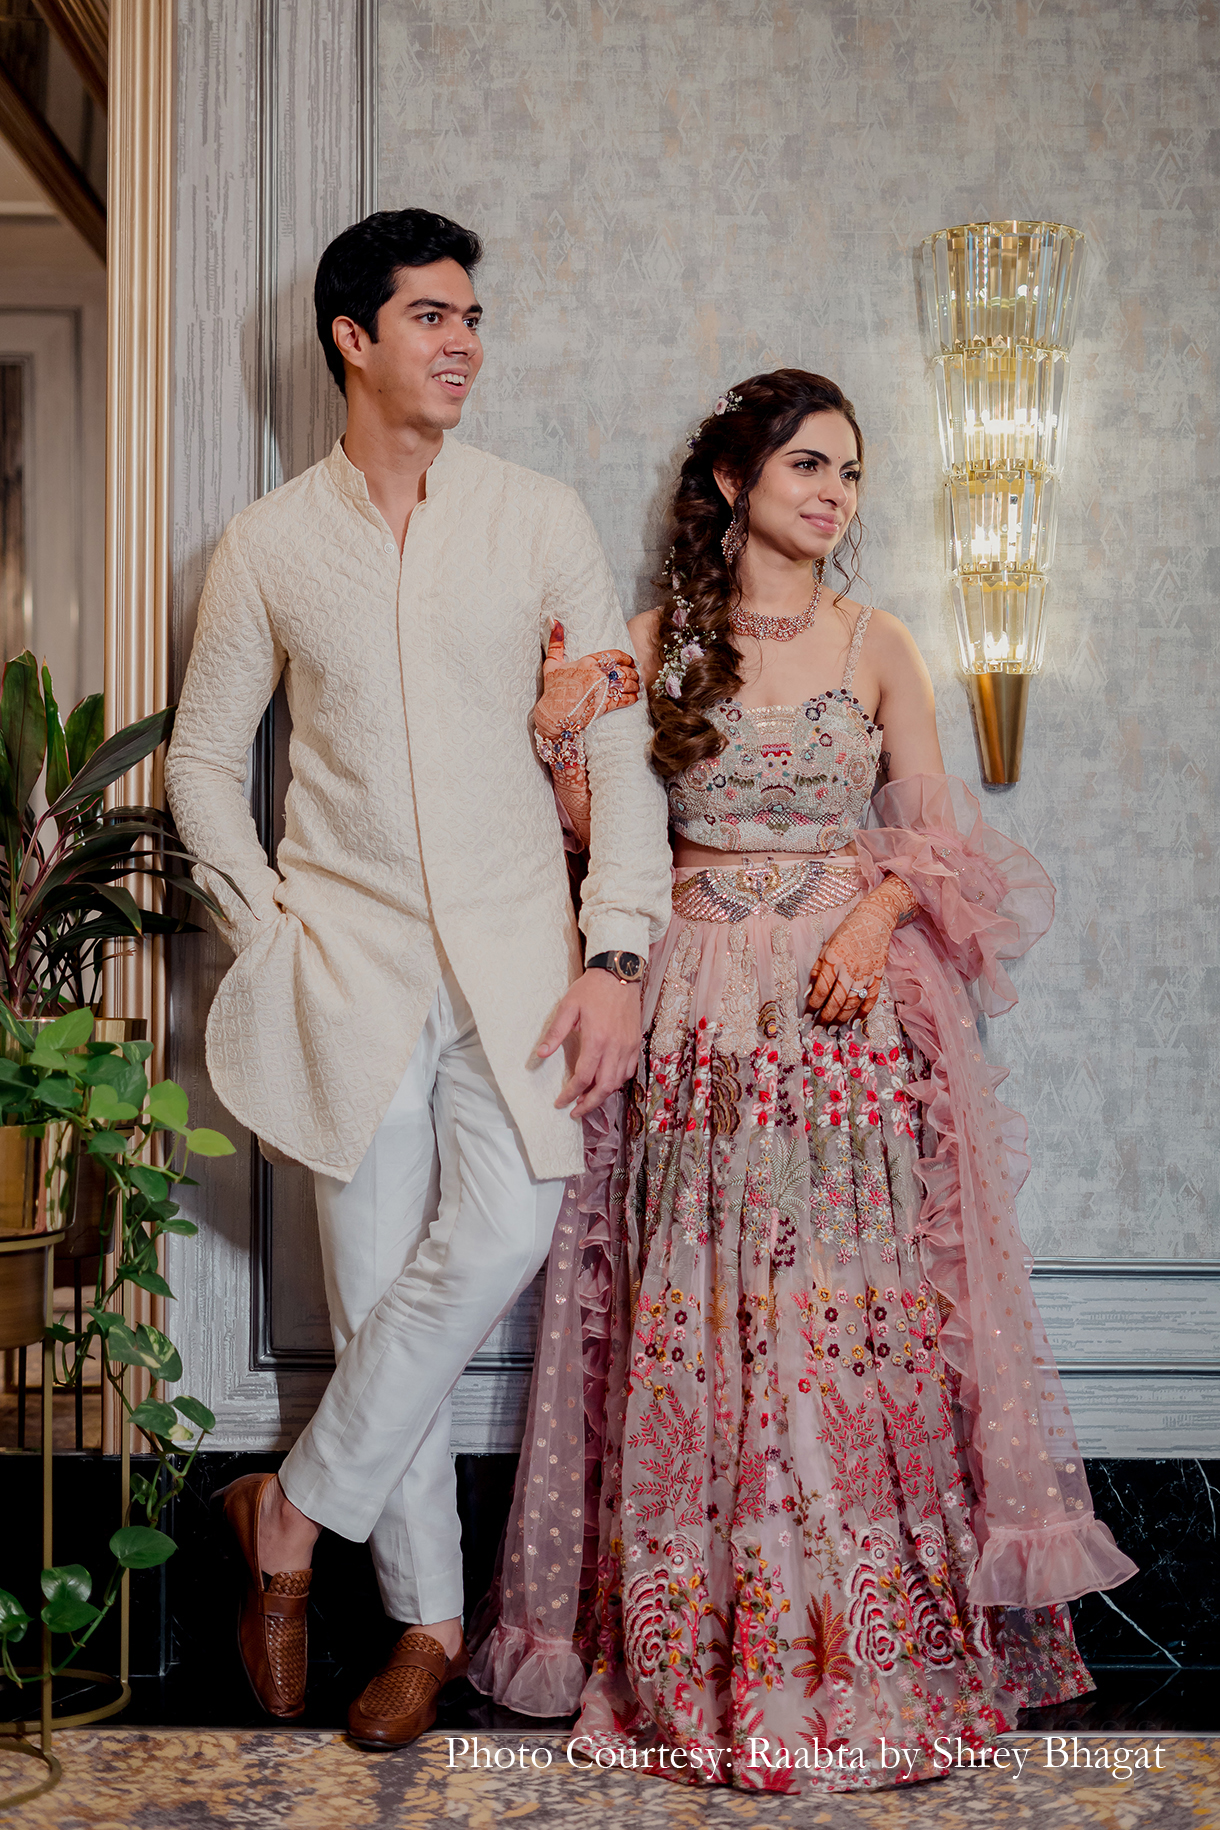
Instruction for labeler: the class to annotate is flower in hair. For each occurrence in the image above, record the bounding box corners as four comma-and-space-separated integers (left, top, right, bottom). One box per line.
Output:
714, 390, 743, 415
655, 610, 703, 700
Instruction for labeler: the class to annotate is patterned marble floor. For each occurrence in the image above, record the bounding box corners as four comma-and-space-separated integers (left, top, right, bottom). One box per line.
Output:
0, 1731, 1214, 1828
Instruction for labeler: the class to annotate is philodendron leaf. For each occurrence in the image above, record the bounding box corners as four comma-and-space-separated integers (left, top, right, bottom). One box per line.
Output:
184, 1127, 235, 1158
87, 1082, 140, 1124
123, 1268, 175, 1300
99, 1319, 179, 1378
147, 1080, 189, 1132
32, 1007, 94, 1057
95, 1318, 141, 1366
40, 1564, 99, 1632
110, 1526, 176, 1570
129, 1165, 170, 1203
79, 1052, 147, 1109
86, 1130, 129, 1158
134, 1323, 182, 1383
0, 1589, 31, 1643
41, 1564, 91, 1605
172, 1395, 215, 1432
42, 1595, 101, 1635
35, 1074, 84, 1112
87, 1304, 129, 1336
42, 664, 72, 806
129, 1397, 178, 1438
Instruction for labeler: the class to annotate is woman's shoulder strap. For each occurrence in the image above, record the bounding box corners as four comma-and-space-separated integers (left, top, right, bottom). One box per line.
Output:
842, 604, 874, 693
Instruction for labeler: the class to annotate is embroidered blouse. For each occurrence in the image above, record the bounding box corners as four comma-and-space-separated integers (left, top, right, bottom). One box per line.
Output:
666, 605, 882, 852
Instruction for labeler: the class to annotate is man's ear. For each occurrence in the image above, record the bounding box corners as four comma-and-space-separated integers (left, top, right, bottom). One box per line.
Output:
332, 314, 369, 374
711, 464, 740, 511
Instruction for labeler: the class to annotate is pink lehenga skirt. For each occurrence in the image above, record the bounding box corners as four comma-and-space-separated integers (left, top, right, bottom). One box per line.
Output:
470, 778, 1134, 1795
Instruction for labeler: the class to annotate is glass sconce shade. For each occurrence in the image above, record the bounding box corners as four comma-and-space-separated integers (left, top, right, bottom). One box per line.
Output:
922, 220, 1087, 355
952, 572, 1048, 676
922, 221, 1085, 782
946, 470, 1058, 579
933, 346, 1071, 476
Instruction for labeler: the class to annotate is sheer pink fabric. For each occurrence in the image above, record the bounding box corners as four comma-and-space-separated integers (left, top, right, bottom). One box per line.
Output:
469, 772, 1135, 1716
467, 1101, 619, 1715
854, 775, 1135, 1605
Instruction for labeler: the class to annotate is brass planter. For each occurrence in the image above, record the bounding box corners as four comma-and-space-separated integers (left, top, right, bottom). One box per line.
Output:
0, 1122, 76, 1349
0, 1229, 61, 1350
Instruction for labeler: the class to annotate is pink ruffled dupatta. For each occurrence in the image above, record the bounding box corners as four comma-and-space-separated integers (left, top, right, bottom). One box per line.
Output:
854, 775, 1135, 1606
469, 772, 1135, 1717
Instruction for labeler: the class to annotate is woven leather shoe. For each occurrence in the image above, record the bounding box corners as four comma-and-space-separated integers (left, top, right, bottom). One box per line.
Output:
347, 1629, 470, 1751
218, 1471, 312, 1719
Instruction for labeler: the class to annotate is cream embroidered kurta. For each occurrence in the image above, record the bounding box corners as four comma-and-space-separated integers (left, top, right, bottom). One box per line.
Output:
165, 437, 671, 1184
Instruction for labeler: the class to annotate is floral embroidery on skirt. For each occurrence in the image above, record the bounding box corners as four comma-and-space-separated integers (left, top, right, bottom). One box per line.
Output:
575, 906, 1091, 1793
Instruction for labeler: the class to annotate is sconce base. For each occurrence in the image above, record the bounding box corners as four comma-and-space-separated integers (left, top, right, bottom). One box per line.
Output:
966, 672, 1030, 785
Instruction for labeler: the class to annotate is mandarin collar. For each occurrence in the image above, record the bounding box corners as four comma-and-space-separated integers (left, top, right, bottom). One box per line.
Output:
326, 432, 461, 506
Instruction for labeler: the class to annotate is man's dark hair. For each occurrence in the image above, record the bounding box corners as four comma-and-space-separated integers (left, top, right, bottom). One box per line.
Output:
314, 208, 483, 395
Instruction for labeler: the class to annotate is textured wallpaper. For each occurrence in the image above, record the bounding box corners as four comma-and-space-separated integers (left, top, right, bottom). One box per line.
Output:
376, 0, 1218, 1264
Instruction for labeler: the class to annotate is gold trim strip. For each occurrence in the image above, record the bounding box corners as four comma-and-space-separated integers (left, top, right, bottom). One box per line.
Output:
102, 0, 175, 1449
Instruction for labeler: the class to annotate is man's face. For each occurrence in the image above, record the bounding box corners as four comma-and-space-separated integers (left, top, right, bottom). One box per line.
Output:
335, 257, 484, 431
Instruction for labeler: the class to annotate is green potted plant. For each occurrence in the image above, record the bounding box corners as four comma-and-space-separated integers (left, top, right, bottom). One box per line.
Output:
0, 649, 240, 1302
0, 1009, 232, 1708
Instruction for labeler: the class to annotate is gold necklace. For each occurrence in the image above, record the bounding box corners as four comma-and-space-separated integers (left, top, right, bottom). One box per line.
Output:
727, 574, 821, 643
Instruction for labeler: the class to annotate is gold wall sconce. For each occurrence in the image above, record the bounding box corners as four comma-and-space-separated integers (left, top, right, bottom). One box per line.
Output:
921, 221, 1087, 783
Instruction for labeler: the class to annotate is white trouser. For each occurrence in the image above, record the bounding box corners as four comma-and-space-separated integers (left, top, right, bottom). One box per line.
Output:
278, 964, 566, 1624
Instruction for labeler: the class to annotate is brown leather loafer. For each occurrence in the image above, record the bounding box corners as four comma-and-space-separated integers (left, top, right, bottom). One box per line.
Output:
347, 1629, 470, 1751
218, 1471, 312, 1719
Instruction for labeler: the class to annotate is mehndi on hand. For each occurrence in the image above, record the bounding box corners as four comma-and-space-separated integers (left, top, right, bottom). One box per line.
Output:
533, 623, 640, 847
805, 872, 918, 1028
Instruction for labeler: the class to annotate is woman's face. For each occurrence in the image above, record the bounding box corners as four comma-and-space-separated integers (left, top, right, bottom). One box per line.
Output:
721, 410, 861, 565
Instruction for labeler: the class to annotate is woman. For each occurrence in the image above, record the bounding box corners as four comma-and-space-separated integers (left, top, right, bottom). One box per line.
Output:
471, 369, 1136, 1792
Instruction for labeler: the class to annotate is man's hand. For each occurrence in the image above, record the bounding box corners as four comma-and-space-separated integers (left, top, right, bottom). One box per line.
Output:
536, 967, 643, 1118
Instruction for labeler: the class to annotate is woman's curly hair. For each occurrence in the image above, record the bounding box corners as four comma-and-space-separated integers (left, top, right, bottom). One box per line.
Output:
650, 368, 865, 780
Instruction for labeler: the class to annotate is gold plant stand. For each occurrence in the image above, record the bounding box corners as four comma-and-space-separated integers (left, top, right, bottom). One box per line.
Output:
0, 1227, 65, 1806
0, 1122, 135, 1808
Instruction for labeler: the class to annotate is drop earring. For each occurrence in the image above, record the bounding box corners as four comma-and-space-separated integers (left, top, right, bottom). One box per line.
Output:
721, 509, 746, 563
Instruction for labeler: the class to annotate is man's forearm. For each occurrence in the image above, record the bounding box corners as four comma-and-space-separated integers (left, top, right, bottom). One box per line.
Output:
581, 703, 672, 959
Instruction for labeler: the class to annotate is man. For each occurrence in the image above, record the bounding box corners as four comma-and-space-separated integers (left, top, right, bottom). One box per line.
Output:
165, 209, 670, 1746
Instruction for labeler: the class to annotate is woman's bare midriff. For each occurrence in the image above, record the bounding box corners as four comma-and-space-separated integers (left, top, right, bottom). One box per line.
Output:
671, 838, 860, 868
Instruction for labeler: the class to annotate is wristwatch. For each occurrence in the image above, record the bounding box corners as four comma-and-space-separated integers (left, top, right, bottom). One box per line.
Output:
586, 949, 645, 985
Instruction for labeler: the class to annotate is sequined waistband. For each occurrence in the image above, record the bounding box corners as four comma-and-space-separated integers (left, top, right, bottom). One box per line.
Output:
671, 858, 862, 923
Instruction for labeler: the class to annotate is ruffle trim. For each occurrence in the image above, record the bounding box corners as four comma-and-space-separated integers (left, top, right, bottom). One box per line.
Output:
969, 1517, 1139, 1607
467, 1622, 586, 1716
857, 773, 1055, 1018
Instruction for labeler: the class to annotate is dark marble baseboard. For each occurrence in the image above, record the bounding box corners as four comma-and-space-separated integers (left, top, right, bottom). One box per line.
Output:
0, 1452, 1214, 1733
